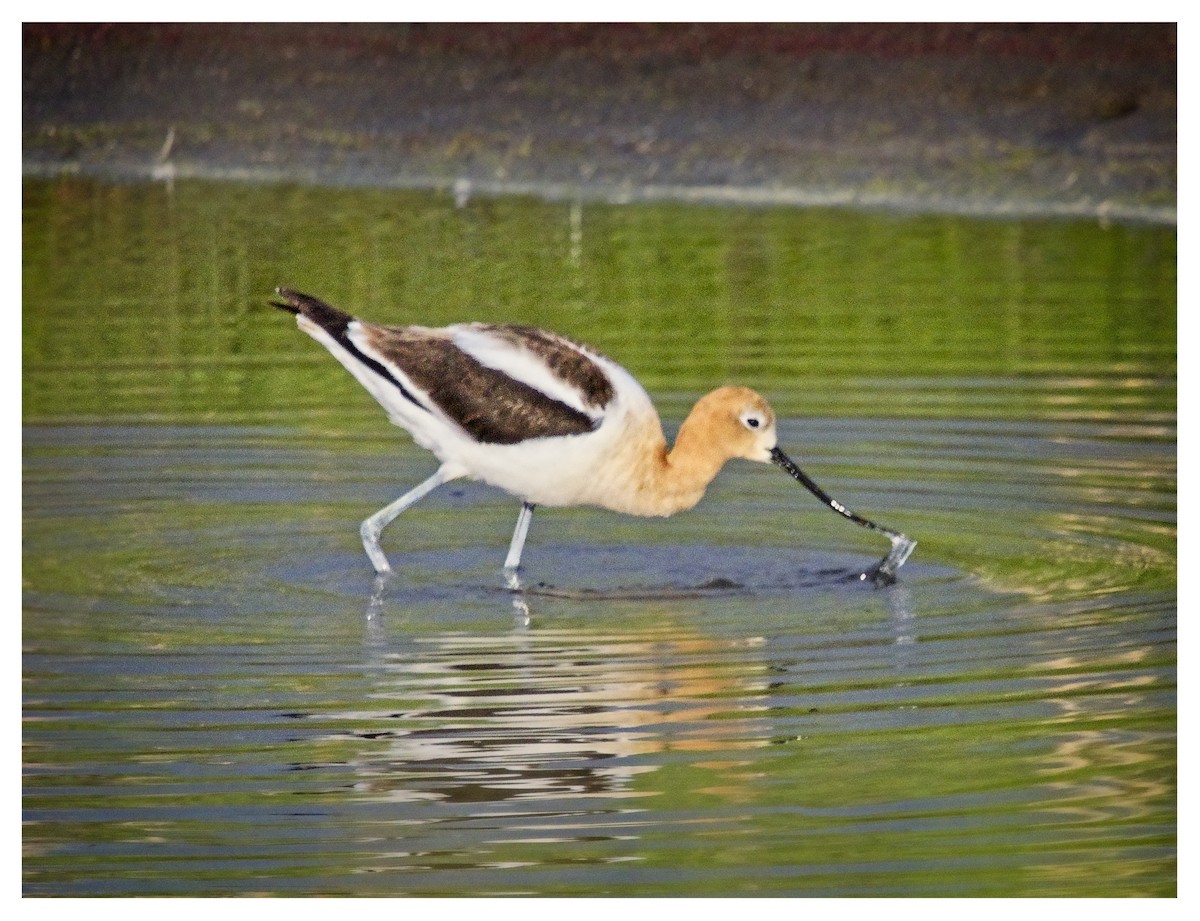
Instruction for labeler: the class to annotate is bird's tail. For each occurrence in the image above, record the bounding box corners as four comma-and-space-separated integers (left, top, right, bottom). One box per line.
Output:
271, 287, 423, 418
270, 287, 355, 337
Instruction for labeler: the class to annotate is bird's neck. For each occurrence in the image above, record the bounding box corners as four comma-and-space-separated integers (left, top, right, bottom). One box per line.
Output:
664, 411, 730, 498
614, 407, 728, 517
592, 402, 732, 518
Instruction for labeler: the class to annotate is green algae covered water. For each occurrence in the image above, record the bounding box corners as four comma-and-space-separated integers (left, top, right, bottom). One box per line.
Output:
23, 177, 1175, 895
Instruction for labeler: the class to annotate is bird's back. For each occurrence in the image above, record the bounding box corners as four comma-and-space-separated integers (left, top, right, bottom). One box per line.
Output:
273, 288, 668, 508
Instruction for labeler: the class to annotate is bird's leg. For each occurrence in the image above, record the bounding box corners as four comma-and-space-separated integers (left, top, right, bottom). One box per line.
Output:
360, 467, 452, 575
503, 502, 536, 589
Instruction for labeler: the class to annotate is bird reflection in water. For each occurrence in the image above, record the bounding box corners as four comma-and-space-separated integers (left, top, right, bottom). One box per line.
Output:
336, 601, 772, 807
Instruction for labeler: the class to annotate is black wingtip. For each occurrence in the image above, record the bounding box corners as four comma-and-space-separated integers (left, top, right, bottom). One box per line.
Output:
270, 287, 302, 315
269, 288, 355, 335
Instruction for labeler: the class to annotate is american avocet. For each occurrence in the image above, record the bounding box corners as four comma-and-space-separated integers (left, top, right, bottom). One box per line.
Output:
271, 288, 915, 584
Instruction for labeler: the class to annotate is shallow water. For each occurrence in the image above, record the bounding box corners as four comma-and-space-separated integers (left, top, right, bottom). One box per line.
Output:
22, 178, 1175, 896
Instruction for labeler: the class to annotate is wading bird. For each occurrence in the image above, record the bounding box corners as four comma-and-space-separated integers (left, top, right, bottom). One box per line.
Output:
271, 288, 914, 584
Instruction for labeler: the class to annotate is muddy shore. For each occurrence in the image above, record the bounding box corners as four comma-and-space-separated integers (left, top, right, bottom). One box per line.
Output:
22, 23, 1176, 223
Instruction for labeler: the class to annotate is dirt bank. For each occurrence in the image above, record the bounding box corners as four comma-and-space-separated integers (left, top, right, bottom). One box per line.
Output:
22, 23, 1176, 223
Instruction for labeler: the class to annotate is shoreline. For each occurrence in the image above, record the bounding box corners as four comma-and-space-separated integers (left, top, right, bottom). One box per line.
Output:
23, 23, 1176, 227
22, 158, 1176, 226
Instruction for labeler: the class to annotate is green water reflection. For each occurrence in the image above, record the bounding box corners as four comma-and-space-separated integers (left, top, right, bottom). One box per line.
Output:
23, 178, 1174, 422
22, 177, 1175, 896
23, 177, 1177, 597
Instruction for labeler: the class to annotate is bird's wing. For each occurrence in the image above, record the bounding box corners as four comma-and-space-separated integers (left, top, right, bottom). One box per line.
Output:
352, 322, 613, 445
451, 324, 615, 415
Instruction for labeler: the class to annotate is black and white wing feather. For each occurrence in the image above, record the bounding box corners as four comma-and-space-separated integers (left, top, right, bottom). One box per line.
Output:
273, 288, 617, 445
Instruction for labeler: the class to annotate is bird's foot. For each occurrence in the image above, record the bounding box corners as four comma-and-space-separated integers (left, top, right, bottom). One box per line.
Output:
503, 566, 524, 592
366, 573, 391, 620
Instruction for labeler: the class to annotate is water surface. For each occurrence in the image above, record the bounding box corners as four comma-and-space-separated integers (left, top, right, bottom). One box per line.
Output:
23, 178, 1175, 895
